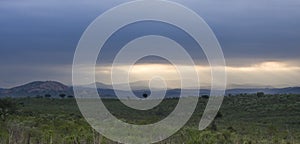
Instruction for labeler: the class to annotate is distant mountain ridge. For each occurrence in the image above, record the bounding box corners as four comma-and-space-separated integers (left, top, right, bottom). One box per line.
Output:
0, 81, 72, 98
0, 81, 300, 98
85, 80, 181, 90
226, 87, 300, 95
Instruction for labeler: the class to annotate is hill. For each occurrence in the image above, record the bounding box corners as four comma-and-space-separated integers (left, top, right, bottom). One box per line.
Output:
226, 87, 300, 95
1, 81, 300, 98
0, 81, 72, 98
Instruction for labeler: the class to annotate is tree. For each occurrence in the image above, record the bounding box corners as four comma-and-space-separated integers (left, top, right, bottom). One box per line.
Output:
0, 98, 18, 121
201, 95, 209, 99
67, 95, 74, 98
45, 94, 51, 98
59, 94, 66, 99
142, 93, 148, 98
257, 92, 264, 97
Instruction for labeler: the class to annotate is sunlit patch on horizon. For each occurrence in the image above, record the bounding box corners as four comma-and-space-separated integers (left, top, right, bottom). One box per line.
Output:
88, 61, 300, 89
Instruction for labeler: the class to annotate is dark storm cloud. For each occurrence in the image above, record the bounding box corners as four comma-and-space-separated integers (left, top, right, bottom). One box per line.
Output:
190, 0, 300, 59
0, 0, 299, 87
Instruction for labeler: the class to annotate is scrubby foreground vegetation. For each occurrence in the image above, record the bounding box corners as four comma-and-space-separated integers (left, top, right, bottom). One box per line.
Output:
0, 94, 299, 144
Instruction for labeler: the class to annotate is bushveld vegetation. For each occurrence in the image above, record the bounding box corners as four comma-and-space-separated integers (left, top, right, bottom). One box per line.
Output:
0, 94, 299, 144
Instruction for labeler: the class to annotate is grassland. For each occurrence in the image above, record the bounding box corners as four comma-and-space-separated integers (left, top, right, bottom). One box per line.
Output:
0, 94, 299, 144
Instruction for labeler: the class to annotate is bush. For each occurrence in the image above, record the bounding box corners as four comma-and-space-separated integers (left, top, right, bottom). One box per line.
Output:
0, 98, 18, 121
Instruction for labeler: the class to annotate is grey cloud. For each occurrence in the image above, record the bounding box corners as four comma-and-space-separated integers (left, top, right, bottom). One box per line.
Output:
0, 0, 300, 87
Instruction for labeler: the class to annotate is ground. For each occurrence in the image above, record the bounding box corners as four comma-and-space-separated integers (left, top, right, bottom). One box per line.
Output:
0, 94, 299, 144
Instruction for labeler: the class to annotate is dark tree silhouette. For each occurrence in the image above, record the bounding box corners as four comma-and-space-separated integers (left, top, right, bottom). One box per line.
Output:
45, 94, 51, 98
67, 95, 74, 98
257, 92, 264, 97
142, 93, 148, 98
59, 94, 66, 99
201, 95, 209, 99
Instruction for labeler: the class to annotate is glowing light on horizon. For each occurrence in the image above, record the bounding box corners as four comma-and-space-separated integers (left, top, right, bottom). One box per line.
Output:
76, 61, 300, 88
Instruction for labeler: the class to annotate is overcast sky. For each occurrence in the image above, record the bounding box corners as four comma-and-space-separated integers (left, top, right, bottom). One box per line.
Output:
0, 0, 300, 88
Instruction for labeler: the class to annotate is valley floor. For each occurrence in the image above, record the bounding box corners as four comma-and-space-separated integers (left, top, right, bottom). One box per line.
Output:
0, 94, 299, 144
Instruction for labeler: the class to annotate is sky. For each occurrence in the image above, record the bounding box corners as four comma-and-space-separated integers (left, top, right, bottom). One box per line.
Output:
0, 0, 300, 88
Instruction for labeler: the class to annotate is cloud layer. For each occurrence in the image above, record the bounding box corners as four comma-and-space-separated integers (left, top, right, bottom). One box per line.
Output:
0, 0, 300, 87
